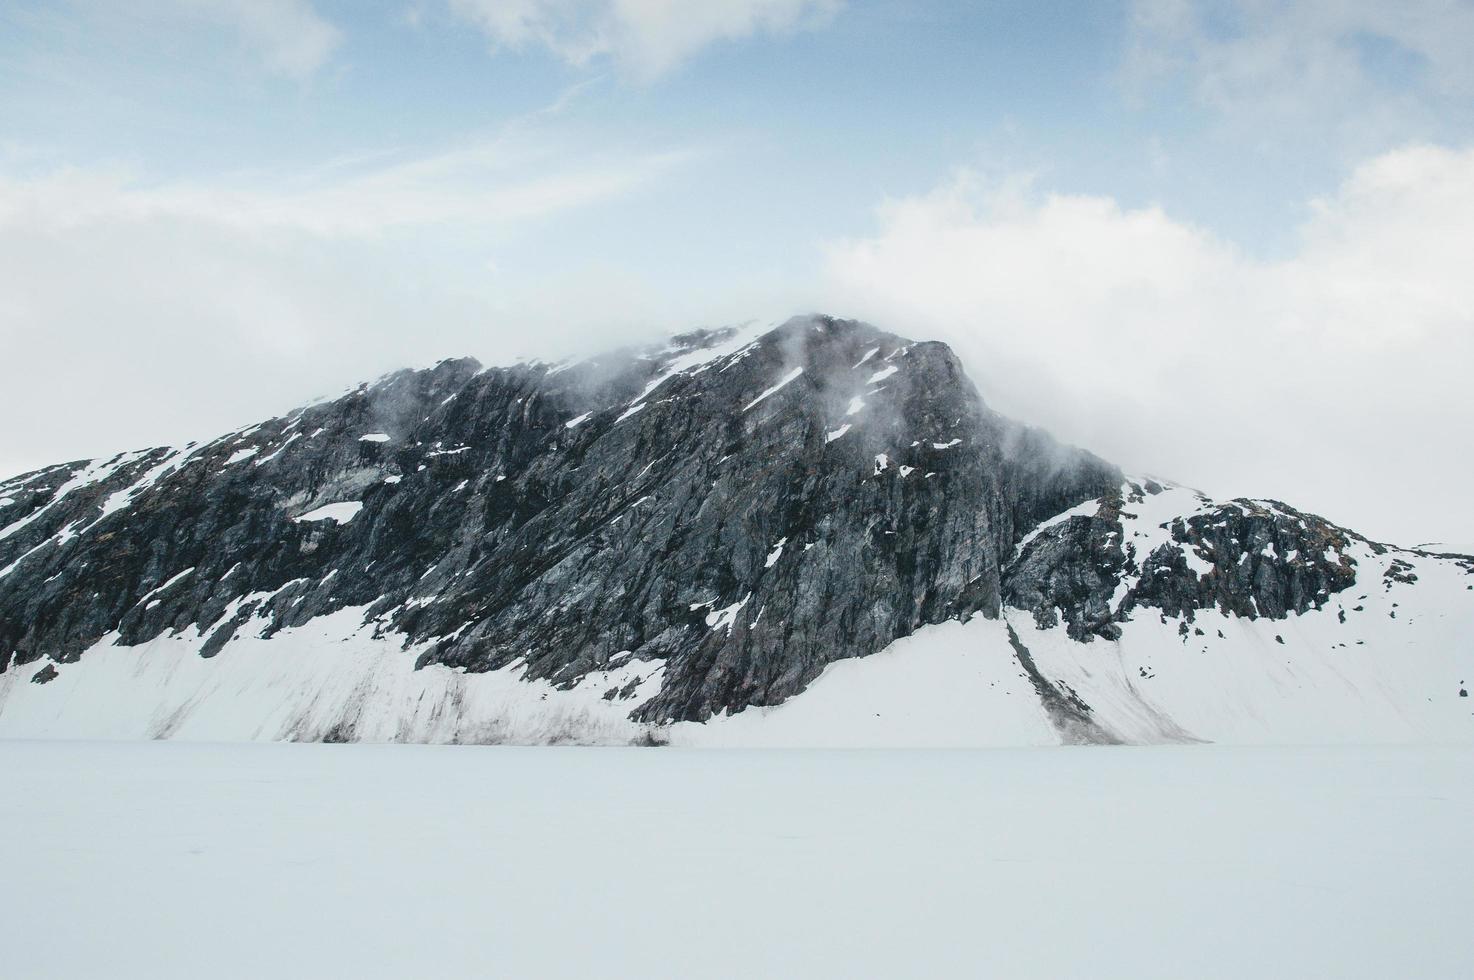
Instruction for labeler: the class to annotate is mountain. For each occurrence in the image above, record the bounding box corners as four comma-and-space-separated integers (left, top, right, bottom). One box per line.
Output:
2, 315, 1471, 745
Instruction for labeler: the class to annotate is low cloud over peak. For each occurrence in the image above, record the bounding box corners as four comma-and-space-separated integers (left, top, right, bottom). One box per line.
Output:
823, 144, 1474, 545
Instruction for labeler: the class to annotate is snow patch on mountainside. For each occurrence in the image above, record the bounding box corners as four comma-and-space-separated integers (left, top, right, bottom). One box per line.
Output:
626, 321, 769, 406
1, 455, 140, 542
744, 366, 805, 412
6, 532, 1467, 745
3, 318, 1471, 748
674, 542, 1474, 746
294, 501, 363, 524
672, 618, 1058, 747
0, 607, 662, 745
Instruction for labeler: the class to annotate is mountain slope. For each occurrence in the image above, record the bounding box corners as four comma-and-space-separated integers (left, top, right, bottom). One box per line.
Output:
683, 480, 1474, 745
2, 316, 1470, 744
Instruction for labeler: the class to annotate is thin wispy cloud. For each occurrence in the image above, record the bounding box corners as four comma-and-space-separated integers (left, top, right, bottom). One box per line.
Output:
0, 116, 700, 476
1124, 0, 1474, 149
448, 0, 844, 79
165, 0, 343, 80
1, 0, 1472, 547
0, 137, 694, 237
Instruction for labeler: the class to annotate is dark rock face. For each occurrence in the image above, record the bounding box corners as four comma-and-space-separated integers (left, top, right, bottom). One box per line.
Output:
1133, 498, 1358, 620
4, 316, 1411, 732
0, 316, 1122, 722
1002, 492, 1129, 641
1004, 480, 1363, 640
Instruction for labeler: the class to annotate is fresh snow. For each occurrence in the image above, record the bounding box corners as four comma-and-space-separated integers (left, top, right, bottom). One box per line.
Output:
0, 605, 664, 744
1, 740, 1469, 980
3, 474, 1471, 749
294, 502, 363, 524
224, 446, 259, 465
0, 524, 79, 581
845, 396, 865, 416
1010, 496, 1104, 560
630, 321, 769, 405
95, 450, 181, 521
9, 533, 1468, 747
679, 530, 1474, 748
743, 367, 804, 412
1, 454, 149, 542
678, 618, 1055, 747
866, 365, 898, 384
253, 433, 300, 466
134, 567, 195, 606
1417, 540, 1474, 556
705, 595, 750, 634
1180, 543, 1215, 576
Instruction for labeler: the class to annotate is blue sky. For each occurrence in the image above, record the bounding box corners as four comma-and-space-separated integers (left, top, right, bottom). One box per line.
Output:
7, 2, 1469, 246
2, 0, 1473, 544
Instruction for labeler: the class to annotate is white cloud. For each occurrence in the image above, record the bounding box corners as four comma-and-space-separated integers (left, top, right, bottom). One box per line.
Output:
1124, 0, 1474, 147
170, 0, 343, 80
0, 133, 693, 480
0, 136, 690, 237
823, 145, 1474, 545
449, 0, 843, 78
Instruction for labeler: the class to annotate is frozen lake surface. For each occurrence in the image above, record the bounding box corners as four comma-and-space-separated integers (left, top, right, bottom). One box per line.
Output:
3, 740, 1471, 978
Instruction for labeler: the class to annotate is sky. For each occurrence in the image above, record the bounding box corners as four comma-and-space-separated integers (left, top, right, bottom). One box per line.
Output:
1, 0, 1472, 547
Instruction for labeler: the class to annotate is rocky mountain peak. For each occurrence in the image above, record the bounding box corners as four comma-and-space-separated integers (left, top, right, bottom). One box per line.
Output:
2, 315, 1469, 744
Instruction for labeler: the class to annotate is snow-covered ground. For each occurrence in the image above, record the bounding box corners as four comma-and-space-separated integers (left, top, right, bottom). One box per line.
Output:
4, 534, 1468, 745
1, 740, 1469, 979
0, 607, 668, 744
3, 479, 1470, 746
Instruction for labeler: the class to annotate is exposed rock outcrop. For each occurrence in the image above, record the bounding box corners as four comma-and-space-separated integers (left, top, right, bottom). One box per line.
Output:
1, 316, 1119, 722
4, 316, 1468, 742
